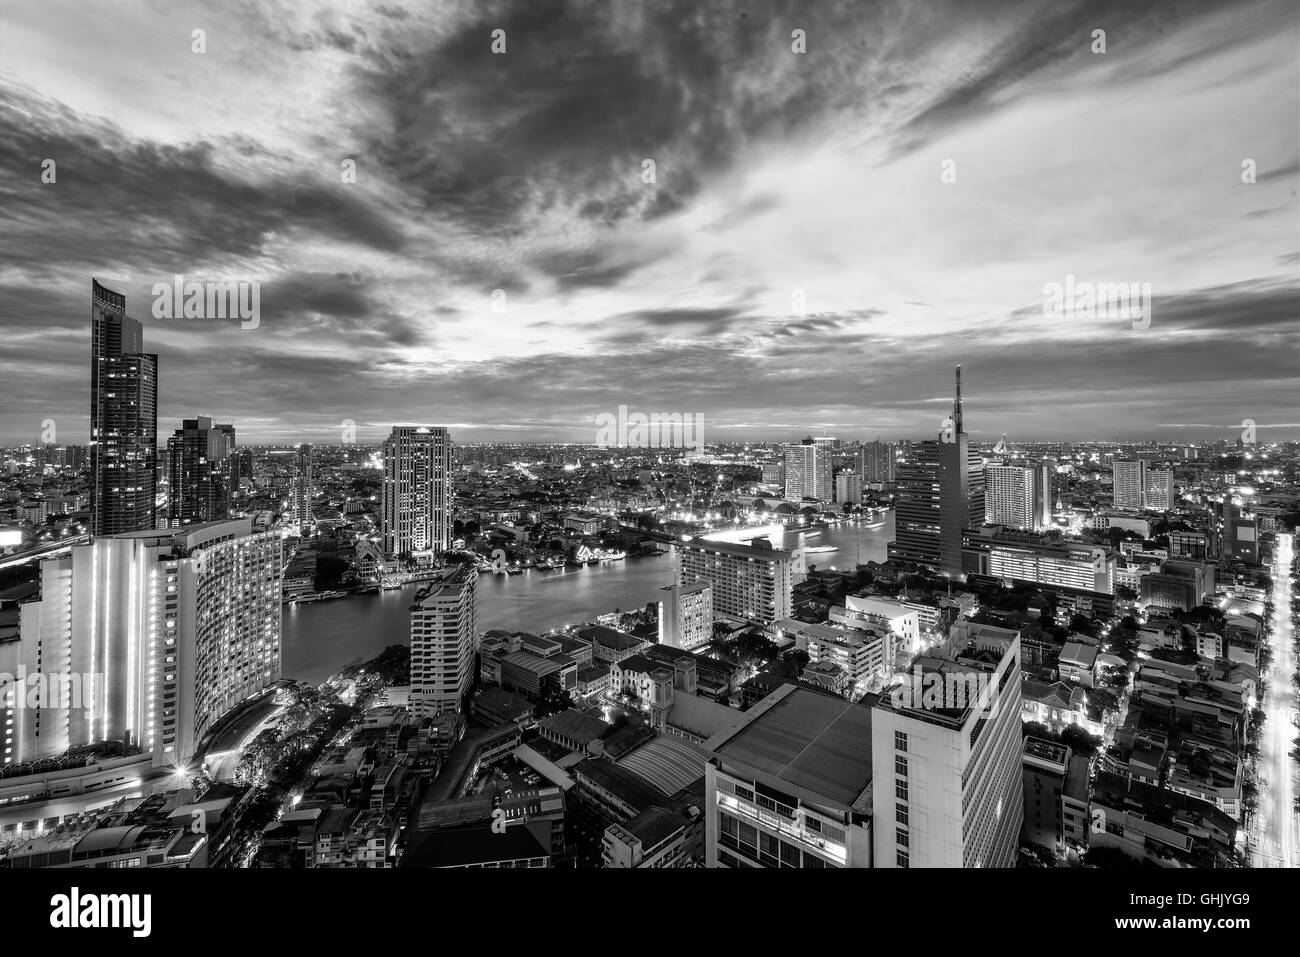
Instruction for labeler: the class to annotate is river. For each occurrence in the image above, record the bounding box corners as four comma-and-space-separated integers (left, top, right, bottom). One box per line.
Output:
281, 514, 895, 684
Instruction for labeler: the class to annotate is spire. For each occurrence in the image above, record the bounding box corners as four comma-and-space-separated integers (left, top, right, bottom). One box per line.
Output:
953, 364, 964, 434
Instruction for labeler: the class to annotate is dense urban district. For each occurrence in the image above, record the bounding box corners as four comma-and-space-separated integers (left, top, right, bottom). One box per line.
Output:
0, 281, 1298, 870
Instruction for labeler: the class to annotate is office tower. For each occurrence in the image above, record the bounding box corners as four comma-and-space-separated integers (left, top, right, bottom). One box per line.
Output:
835, 469, 862, 505
871, 621, 1023, 868
9, 517, 280, 768
295, 443, 314, 532
166, 416, 235, 526
760, 462, 784, 487
858, 440, 896, 487
89, 278, 159, 536
658, 582, 713, 650
783, 438, 832, 502
677, 539, 802, 624
1112, 459, 1146, 511
383, 426, 453, 557
1145, 469, 1173, 511
705, 685, 876, 867
985, 465, 1036, 529
887, 367, 983, 577
409, 565, 478, 718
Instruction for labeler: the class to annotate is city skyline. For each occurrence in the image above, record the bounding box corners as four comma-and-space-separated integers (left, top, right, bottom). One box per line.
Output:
1, 0, 1298, 445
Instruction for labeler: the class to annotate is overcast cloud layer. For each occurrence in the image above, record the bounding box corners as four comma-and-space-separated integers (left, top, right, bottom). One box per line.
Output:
1, 0, 1297, 445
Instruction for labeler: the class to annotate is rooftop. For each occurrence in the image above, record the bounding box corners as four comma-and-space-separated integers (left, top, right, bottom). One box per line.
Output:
708, 685, 874, 808
539, 708, 611, 745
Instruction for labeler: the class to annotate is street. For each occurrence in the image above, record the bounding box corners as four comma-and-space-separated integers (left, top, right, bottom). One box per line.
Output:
1253, 532, 1299, 868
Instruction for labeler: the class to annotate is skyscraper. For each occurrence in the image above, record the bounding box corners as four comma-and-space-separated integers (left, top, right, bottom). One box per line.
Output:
783, 438, 832, 502
382, 426, 453, 556
887, 367, 983, 577
858, 440, 896, 487
166, 416, 235, 526
1036, 460, 1054, 528
1112, 459, 1146, 511
409, 565, 478, 717
89, 278, 158, 536
9, 517, 281, 767
295, 443, 314, 533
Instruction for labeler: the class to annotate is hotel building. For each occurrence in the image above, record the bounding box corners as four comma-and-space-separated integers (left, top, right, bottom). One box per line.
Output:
8, 517, 281, 768
677, 539, 803, 625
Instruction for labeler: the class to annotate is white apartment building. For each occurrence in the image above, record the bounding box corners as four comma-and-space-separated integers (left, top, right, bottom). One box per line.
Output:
409, 565, 478, 718
1112, 459, 1146, 511
839, 594, 922, 655
658, 582, 713, 650
985, 465, 1036, 529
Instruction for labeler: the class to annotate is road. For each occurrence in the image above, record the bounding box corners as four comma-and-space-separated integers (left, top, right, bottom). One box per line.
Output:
1253, 532, 1299, 868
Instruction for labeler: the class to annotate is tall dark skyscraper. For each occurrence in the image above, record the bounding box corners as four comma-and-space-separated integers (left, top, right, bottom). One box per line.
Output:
166, 416, 235, 526
888, 366, 984, 577
89, 278, 158, 536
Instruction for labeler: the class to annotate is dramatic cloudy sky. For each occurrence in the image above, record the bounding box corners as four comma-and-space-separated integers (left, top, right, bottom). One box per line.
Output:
1, 0, 1297, 446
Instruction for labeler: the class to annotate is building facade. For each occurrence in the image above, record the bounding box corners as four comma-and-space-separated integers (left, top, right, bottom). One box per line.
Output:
89, 278, 158, 536
9, 517, 281, 768
409, 565, 478, 718
383, 426, 453, 557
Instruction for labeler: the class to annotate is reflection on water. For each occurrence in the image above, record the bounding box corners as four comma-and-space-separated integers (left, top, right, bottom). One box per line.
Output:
281, 513, 894, 685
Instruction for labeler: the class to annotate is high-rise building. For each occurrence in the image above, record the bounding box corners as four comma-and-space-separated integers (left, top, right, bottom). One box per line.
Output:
1112, 459, 1146, 511
295, 443, 314, 532
1035, 461, 1054, 528
887, 367, 983, 577
834, 469, 862, 505
9, 517, 280, 768
985, 465, 1036, 530
89, 278, 158, 536
166, 416, 235, 526
1145, 469, 1173, 511
410, 565, 478, 718
870, 621, 1023, 868
677, 539, 803, 624
658, 581, 713, 650
783, 438, 832, 502
383, 426, 453, 557
858, 440, 896, 487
